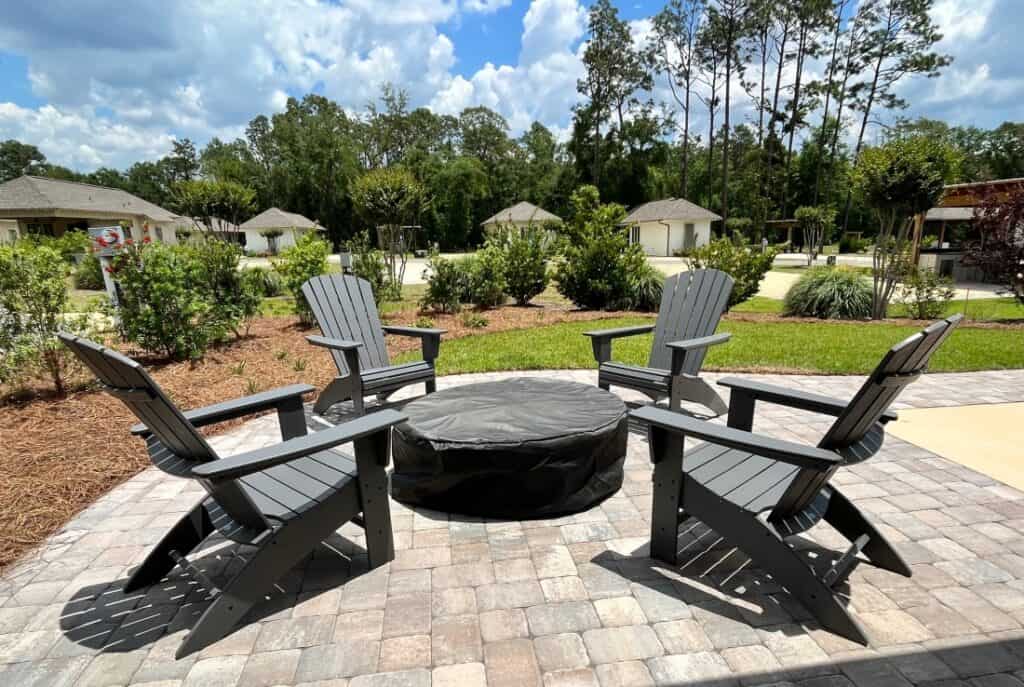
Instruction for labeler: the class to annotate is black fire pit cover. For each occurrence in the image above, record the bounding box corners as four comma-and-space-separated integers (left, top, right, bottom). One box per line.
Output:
391, 377, 628, 519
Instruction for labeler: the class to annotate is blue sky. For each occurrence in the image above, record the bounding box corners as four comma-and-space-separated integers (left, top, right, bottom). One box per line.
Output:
0, 0, 1018, 171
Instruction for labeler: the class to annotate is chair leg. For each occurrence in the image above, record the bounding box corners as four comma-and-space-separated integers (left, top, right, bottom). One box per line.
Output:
425, 379, 436, 394
648, 427, 684, 566
823, 486, 912, 577
125, 502, 213, 592
176, 486, 363, 658
684, 480, 869, 645
671, 376, 729, 416
313, 375, 358, 415
355, 431, 395, 569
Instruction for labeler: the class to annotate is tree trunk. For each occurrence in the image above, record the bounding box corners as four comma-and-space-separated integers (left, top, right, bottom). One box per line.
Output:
841, 46, 884, 235
722, 40, 732, 225
813, 1, 845, 205
781, 27, 808, 219
682, 84, 691, 198
763, 21, 790, 208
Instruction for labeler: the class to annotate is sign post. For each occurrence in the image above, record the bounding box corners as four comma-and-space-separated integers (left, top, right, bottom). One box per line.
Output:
88, 225, 126, 308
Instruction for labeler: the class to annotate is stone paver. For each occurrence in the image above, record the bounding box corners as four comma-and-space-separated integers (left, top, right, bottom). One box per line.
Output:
2, 369, 1024, 686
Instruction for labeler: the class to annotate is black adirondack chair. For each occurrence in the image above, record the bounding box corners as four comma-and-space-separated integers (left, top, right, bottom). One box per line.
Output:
632, 315, 962, 645
584, 269, 734, 416
303, 274, 445, 415
58, 333, 405, 658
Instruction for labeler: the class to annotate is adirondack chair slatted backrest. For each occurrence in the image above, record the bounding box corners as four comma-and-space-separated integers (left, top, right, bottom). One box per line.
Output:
648, 269, 734, 374
767, 315, 962, 523
58, 333, 269, 532
303, 274, 389, 375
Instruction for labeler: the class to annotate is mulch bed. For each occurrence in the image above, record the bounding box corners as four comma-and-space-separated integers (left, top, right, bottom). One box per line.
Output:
0, 304, 635, 571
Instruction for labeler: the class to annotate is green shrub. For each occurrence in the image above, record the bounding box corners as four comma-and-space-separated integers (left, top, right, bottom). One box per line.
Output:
73, 252, 105, 290
555, 204, 646, 310
839, 234, 870, 253
0, 244, 94, 395
783, 267, 873, 320
502, 229, 549, 305
23, 231, 91, 262
688, 238, 776, 308
463, 245, 507, 308
350, 230, 394, 301
272, 232, 329, 325
111, 243, 217, 359
899, 267, 955, 319
624, 256, 664, 312
187, 239, 260, 337
421, 254, 468, 313
460, 312, 488, 329
244, 266, 284, 297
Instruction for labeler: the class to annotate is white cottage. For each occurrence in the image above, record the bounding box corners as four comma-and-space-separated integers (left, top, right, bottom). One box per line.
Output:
481, 201, 562, 234
622, 198, 721, 256
237, 208, 326, 254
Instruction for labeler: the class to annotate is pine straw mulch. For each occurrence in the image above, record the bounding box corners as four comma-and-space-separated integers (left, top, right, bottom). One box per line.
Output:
0, 304, 637, 571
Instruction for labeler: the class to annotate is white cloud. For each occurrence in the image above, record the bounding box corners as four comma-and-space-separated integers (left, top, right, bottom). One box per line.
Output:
0, 0, 1018, 172
463, 0, 514, 13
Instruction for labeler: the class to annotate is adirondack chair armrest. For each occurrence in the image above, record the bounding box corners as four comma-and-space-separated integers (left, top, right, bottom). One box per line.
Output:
717, 377, 898, 425
631, 405, 841, 471
382, 326, 446, 362
666, 333, 731, 375
130, 384, 316, 436
306, 335, 363, 351
583, 325, 656, 363
191, 409, 407, 480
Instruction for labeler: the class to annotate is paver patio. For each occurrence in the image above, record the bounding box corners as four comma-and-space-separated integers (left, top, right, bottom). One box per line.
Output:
2, 369, 1024, 687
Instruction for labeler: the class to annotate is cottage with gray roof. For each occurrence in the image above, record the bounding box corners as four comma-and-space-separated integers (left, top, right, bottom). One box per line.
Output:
237, 207, 325, 254
621, 197, 721, 256
481, 201, 562, 232
0, 175, 183, 243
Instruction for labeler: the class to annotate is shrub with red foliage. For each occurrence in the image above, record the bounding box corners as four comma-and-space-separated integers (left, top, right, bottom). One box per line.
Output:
964, 187, 1024, 304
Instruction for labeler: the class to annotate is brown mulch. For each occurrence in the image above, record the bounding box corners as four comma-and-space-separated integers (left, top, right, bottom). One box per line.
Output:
0, 304, 635, 571
722, 310, 1024, 330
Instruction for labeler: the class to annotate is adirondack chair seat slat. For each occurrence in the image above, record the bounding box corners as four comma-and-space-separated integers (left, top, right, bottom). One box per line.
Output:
683, 444, 802, 515
587, 269, 734, 416
634, 315, 963, 647
303, 274, 444, 415
361, 361, 435, 391
57, 333, 403, 658
600, 363, 672, 391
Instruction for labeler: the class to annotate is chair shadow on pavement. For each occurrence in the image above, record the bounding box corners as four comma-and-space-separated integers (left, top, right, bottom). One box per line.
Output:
590, 533, 1024, 685
58, 531, 364, 655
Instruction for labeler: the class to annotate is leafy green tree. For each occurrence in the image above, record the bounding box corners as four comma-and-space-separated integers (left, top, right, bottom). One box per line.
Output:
172, 179, 256, 233
794, 204, 836, 265
841, 0, 952, 233
352, 167, 428, 294
0, 140, 47, 182
853, 136, 959, 317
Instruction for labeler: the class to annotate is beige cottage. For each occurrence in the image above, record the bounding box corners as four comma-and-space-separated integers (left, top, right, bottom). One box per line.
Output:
481, 201, 562, 234
0, 175, 181, 243
237, 207, 326, 254
622, 198, 721, 256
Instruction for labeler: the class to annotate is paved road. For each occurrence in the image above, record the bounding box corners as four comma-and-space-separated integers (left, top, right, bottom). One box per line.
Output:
242, 253, 1010, 300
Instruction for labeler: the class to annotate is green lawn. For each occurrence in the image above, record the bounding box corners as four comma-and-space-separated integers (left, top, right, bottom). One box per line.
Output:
733, 295, 1022, 322
397, 316, 1024, 376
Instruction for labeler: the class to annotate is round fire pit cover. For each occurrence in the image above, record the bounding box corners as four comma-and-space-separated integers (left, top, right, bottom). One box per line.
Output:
391, 377, 628, 519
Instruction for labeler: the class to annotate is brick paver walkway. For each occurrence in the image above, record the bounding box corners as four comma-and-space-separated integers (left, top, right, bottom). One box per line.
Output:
2, 369, 1024, 687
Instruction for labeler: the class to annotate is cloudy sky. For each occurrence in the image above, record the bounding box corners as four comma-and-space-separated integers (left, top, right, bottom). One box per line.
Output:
0, 0, 1018, 172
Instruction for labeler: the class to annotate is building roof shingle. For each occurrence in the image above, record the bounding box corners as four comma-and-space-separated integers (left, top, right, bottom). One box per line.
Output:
622, 198, 721, 224
0, 175, 177, 222
238, 207, 324, 232
481, 201, 562, 226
